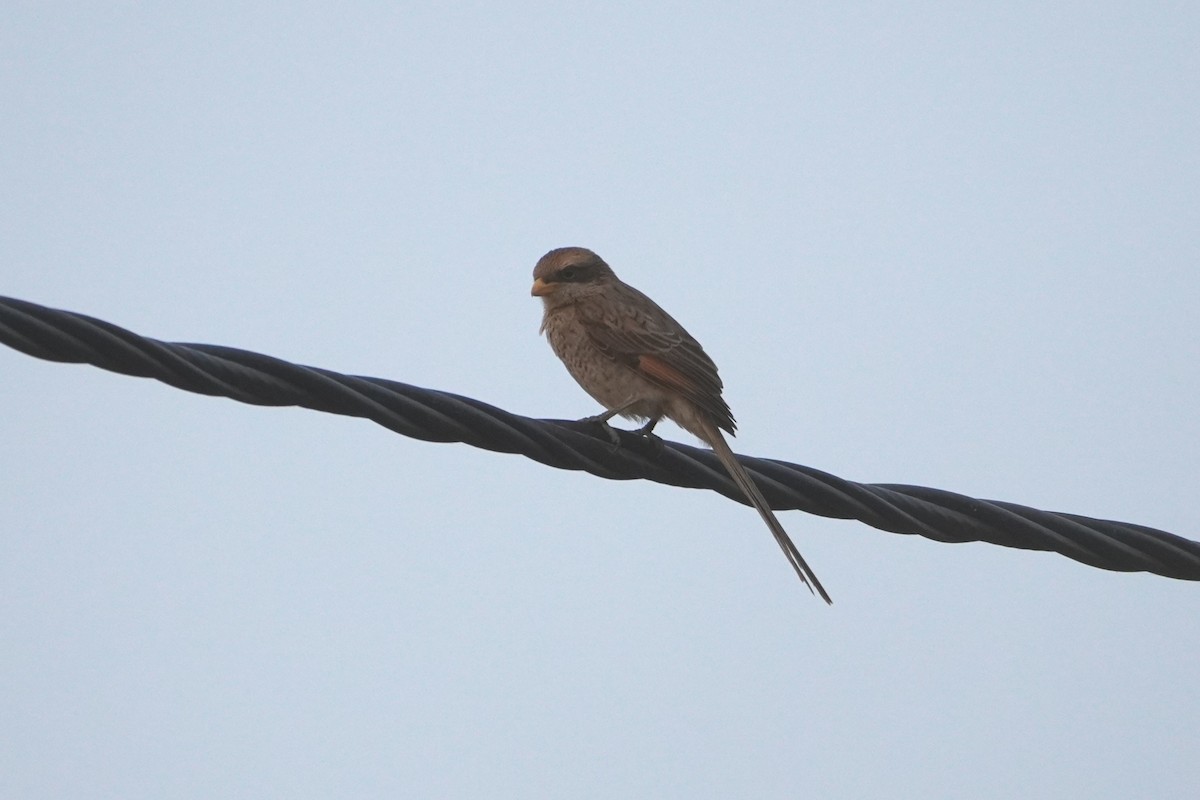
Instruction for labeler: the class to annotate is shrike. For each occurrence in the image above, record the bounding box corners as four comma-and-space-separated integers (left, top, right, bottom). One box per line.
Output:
532, 246, 830, 603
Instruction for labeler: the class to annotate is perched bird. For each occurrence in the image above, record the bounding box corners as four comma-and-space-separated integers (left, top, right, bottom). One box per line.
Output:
532, 246, 831, 603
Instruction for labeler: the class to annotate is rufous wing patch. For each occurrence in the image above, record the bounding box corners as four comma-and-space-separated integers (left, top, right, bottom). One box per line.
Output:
636, 353, 697, 394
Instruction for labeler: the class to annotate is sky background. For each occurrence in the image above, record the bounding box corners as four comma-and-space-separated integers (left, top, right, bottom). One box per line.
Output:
2, 3, 1198, 798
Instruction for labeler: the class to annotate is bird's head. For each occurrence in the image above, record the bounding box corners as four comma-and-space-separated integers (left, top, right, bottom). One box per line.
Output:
531, 247, 616, 307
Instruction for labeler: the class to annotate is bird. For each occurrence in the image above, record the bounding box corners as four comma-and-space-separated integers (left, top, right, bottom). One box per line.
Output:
531, 246, 831, 603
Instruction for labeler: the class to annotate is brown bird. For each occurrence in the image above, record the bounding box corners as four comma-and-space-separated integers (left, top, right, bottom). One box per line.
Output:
532, 246, 831, 603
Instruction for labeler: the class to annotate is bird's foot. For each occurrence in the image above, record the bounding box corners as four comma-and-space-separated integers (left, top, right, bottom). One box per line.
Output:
575, 412, 664, 452
631, 420, 665, 454
576, 414, 623, 447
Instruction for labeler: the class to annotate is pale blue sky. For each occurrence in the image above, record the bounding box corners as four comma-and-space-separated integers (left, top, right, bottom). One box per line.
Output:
2, 3, 1198, 798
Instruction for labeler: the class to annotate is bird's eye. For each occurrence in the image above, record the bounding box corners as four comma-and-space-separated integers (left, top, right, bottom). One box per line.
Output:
560, 267, 578, 281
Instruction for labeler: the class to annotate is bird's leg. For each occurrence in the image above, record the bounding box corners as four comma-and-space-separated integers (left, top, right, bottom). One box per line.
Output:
578, 408, 621, 426
578, 401, 641, 447
632, 416, 660, 437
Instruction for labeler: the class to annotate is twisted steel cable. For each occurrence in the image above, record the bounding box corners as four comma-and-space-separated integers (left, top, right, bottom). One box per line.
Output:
2, 294, 1197, 582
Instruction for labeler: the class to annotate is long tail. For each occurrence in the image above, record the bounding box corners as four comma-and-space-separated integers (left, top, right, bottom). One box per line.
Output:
700, 418, 832, 604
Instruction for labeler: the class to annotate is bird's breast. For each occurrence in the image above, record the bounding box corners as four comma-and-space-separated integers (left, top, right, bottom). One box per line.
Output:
541, 306, 668, 417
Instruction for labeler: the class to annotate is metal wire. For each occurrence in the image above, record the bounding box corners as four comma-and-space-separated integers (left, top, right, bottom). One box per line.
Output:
3, 294, 1197, 582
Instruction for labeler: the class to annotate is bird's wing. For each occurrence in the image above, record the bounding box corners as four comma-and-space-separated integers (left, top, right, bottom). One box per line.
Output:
577, 283, 736, 433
